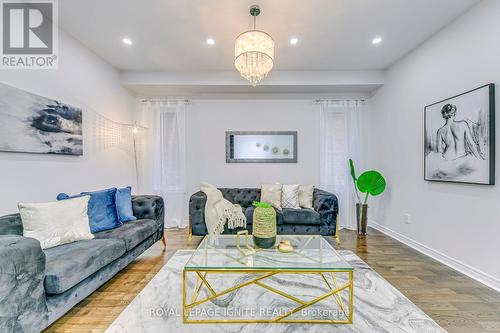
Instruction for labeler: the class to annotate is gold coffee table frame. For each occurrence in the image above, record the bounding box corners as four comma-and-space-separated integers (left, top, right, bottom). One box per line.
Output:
182, 235, 354, 324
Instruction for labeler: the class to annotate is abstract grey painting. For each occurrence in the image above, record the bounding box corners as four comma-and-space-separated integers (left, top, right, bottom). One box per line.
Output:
424, 84, 495, 185
0, 83, 83, 155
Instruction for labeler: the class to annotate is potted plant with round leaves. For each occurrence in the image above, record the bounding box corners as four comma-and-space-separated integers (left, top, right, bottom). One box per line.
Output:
349, 159, 386, 236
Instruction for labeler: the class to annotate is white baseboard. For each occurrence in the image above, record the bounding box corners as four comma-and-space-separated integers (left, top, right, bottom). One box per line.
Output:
369, 221, 500, 292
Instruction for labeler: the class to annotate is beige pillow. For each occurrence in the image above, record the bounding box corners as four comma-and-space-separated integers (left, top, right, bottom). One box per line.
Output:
282, 184, 300, 209
260, 183, 282, 210
299, 185, 315, 209
19, 196, 94, 249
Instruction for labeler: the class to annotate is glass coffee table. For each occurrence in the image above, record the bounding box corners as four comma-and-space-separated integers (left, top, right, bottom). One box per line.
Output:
183, 234, 354, 324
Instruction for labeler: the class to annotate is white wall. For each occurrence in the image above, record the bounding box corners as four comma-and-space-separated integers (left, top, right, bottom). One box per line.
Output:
186, 99, 321, 194
0, 30, 136, 215
368, 0, 500, 288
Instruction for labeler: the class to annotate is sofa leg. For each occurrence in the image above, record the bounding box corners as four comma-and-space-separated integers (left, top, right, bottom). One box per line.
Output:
333, 214, 340, 246
161, 233, 167, 250
188, 217, 193, 241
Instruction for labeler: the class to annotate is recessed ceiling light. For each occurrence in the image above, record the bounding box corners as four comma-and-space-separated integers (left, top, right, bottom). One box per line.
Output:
122, 37, 133, 46
206, 38, 215, 45
372, 37, 382, 45
290, 37, 298, 45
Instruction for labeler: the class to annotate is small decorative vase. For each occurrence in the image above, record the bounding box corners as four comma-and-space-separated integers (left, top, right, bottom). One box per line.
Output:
356, 203, 368, 236
252, 201, 276, 248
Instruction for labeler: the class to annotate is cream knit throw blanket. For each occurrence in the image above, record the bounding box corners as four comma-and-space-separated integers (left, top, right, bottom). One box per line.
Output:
200, 182, 247, 235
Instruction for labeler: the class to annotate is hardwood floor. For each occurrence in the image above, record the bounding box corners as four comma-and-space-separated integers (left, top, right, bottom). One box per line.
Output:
44, 228, 500, 333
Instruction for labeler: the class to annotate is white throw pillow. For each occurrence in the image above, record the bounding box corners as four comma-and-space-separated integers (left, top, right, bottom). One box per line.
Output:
282, 184, 300, 209
260, 183, 283, 210
18, 196, 94, 249
299, 185, 315, 209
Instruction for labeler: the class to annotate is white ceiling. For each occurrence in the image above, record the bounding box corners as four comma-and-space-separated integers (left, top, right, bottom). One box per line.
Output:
59, 0, 479, 72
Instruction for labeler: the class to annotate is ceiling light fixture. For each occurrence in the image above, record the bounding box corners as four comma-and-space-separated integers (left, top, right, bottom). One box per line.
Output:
206, 37, 215, 45
372, 37, 382, 45
234, 5, 274, 87
122, 37, 133, 46
290, 37, 298, 45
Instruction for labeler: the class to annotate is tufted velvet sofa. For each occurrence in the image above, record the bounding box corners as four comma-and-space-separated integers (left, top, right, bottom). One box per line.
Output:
0, 195, 164, 333
189, 188, 338, 237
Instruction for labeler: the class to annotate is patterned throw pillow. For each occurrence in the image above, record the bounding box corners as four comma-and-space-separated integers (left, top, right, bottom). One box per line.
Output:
260, 183, 283, 210
299, 185, 315, 209
282, 184, 300, 209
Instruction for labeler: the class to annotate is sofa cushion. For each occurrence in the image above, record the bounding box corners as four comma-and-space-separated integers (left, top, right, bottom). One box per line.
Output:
282, 208, 321, 225
93, 219, 158, 251
57, 188, 122, 233
245, 206, 283, 225
19, 196, 94, 250
116, 186, 137, 223
44, 238, 126, 294
261, 184, 283, 210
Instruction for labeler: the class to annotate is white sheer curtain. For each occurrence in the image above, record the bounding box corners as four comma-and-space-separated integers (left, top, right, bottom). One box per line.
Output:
319, 100, 365, 230
140, 99, 188, 229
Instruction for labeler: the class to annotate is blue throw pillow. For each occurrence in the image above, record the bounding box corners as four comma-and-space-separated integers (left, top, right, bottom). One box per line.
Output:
115, 186, 137, 223
57, 188, 122, 233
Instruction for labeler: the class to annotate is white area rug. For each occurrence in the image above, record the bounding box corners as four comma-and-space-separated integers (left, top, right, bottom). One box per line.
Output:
106, 250, 446, 333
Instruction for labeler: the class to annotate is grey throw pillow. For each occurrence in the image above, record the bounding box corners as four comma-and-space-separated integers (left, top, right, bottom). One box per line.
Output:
299, 185, 314, 209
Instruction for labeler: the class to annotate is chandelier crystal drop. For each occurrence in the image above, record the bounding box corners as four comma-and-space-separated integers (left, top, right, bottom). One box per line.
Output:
234, 6, 274, 87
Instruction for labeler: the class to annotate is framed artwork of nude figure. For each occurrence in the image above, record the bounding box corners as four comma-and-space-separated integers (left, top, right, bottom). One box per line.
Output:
424, 84, 495, 185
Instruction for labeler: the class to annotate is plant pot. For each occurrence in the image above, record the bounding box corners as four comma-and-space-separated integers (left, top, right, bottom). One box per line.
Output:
356, 203, 368, 236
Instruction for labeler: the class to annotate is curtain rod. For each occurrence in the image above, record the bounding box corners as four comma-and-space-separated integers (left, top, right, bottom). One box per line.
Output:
314, 98, 366, 103
140, 98, 190, 103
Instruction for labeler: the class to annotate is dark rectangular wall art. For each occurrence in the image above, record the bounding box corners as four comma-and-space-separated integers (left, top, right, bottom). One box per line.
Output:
0, 82, 83, 156
226, 131, 297, 163
424, 84, 495, 185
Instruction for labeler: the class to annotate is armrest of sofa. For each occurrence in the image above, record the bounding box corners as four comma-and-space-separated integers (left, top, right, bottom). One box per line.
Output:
0, 235, 48, 333
189, 191, 207, 235
313, 189, 339, 231
132, 195, 165, 231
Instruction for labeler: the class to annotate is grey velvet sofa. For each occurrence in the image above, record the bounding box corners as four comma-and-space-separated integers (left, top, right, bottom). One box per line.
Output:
0, 195, 164, 333
189, 188, 338, 239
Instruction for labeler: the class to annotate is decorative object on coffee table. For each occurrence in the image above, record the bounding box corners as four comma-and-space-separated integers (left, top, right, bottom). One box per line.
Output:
349, 159, 386, 236
278, 239, 293, 253
236, 229, 255, 255
252, 201, 276, 248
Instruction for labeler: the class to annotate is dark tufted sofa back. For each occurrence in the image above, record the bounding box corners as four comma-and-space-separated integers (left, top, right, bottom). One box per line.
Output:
219, 188, 261, 208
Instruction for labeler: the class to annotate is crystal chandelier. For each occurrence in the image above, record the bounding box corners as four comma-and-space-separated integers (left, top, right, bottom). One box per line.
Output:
234, 5, 274, 86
